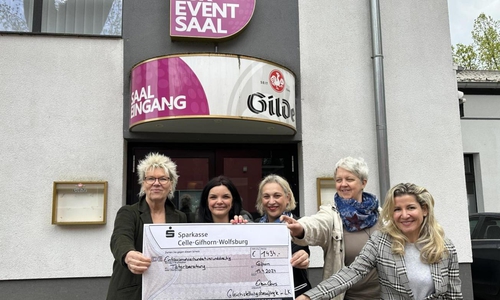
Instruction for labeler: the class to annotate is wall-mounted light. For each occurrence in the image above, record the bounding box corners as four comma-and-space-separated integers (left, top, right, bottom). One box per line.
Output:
458, 91, 466, 104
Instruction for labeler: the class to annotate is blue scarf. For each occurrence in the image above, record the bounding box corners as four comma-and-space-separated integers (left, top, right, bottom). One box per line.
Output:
259, 211, 293, 223
334, 192, 379, 232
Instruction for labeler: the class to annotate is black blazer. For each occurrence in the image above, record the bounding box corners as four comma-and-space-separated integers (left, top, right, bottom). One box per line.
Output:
106, 196, 187, 300
292, 240, 313, 297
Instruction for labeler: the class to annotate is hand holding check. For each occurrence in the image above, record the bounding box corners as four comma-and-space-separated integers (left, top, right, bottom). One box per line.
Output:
124, 250, 151, 274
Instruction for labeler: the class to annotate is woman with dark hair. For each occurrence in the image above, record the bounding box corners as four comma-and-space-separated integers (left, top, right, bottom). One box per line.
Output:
197, 175, 252, 223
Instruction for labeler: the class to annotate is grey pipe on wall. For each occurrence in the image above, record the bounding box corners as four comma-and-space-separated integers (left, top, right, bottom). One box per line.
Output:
369, 0, 391, 202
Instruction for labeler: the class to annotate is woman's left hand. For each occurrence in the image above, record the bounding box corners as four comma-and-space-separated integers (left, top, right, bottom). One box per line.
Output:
290, 249, 309, 269
230, 215, 248, 224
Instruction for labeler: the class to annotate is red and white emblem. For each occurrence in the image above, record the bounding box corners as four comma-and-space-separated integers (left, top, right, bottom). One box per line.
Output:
269, 69, 285, 93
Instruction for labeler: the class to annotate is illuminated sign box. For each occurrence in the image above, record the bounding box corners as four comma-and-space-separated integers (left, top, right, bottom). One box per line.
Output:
170, 0, 256, 40
129, 54, 296, 135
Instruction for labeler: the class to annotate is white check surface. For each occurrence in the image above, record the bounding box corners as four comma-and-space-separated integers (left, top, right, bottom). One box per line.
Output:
142, 223, 294, 300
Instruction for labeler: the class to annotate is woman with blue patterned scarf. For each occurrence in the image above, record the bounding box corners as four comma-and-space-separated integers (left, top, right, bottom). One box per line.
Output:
281, 157, 381, 300
255, 174, 312, 297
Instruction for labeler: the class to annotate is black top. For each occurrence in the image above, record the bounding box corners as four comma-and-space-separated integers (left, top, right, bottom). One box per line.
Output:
255, 215, 312, 297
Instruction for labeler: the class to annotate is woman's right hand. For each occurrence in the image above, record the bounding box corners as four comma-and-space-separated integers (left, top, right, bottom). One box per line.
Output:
230, 215, 248, 224
296, 295, 311, 300
124, 250, 151, 274
291, 249, 310, 269
280, 215, 305, 239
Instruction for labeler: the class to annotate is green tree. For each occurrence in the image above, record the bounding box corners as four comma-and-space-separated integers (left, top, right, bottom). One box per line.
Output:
452, 13, 500, 70
452, 44, 479, 69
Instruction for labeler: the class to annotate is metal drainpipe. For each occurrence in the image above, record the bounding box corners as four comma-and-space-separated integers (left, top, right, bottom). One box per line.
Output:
369, 0, 390, 202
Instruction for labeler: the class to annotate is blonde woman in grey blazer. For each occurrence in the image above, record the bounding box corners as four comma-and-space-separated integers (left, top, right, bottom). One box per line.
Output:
288, 183, 463, 300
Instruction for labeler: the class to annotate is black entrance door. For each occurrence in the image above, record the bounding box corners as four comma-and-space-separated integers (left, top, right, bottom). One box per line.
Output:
127, 143, 300, 220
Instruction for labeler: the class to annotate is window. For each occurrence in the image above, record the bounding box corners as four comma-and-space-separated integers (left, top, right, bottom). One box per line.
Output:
0, 0, 121, 36
464, 154, 478, 213
482, 218, 500, 240
469, 217, 478, 238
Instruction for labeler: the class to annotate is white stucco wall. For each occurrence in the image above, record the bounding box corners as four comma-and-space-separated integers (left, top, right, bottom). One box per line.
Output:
0, 36, 123, 279
463, 94, 500, 117
298, 0, 471, 267
462, 94, 500, 212
0, 0, 473, 282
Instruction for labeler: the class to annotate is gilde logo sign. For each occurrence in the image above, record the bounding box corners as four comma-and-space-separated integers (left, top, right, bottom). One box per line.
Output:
170, 0, 256, 40
129, 54, 296, 135
269, 70, 285, 93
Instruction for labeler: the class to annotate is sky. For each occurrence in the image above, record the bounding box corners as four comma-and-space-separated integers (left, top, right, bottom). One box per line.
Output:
448, 0, 500, 46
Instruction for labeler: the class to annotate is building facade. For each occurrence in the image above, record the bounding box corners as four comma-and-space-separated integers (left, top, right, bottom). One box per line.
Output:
459, 70, 500, 213
0, 0, 473, 298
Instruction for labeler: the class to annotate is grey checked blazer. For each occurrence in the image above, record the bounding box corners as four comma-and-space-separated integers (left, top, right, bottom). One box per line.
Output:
304, 230, 463, 300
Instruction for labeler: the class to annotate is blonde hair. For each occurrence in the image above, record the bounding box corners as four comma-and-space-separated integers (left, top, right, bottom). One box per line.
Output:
137, 152, 178, 199
380, 182, 448, 264
255, 174, 296, 215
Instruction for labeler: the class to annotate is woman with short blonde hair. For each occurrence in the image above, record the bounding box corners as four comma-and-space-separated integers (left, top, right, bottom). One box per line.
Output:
107, 152, 187, 300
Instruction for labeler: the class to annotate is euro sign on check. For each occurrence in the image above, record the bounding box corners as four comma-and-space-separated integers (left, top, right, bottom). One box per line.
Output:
142, 223, 294, 300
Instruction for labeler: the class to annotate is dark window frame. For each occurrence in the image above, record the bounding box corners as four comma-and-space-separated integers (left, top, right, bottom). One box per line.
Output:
0, 0, 122, 38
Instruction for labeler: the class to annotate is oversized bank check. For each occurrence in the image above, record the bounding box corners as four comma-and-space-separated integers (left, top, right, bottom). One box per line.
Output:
142, 223, 294, 300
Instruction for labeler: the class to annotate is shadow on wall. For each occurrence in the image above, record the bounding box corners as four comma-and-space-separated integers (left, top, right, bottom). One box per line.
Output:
0, 277, 111, 300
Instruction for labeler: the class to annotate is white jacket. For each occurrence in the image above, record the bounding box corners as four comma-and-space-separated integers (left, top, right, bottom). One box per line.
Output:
292, 201, 345, 300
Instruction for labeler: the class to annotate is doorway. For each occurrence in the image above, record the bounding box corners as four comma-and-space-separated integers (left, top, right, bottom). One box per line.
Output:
127, 143, 300, 220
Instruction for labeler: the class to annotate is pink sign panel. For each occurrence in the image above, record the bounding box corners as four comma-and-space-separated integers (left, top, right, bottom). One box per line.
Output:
170, 0, 256, 39
130, 57, 209, 124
